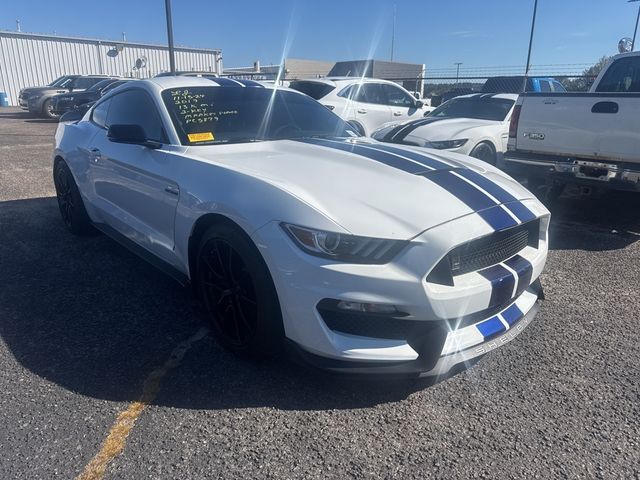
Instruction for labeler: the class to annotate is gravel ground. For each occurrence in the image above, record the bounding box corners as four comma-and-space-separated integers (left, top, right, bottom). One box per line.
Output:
0, 107, 638, 479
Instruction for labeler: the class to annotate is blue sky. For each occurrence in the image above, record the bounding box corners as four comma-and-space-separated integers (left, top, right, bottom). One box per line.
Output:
2, 0, 637, 72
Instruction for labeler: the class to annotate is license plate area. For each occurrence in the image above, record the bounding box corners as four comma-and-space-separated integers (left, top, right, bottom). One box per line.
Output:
575, 160, 617, 181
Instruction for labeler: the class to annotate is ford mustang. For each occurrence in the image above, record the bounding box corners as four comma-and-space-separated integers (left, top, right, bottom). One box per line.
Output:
53, 76, 549, 377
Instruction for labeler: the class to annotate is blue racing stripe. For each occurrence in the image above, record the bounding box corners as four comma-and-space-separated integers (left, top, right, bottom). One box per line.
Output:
213, 77, 243, 87
476, 316, 506, 338
427, 171, 518, 230
296, 138, 426, 174
501, 303, 523, 326
455, 169, 536, 223
504, 255, 533, 298
365, 143, 454, 170
479, 264, 516, 308
234, 79, 264, 87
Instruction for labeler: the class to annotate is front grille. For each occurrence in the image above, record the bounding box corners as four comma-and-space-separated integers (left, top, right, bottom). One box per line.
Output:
427, 219, 539, 286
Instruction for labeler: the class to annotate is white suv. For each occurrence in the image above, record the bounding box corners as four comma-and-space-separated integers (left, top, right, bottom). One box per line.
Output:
290, 77, 433, 136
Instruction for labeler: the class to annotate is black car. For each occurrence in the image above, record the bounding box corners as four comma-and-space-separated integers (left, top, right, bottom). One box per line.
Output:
51, 78, 126, 116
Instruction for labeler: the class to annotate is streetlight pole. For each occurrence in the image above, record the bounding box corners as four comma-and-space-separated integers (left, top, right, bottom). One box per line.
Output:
165, 0, 176, 74
630, 0, 640, 50
454, 62, 463, 83
390, 2, 397, 61
523, 0, 538, 93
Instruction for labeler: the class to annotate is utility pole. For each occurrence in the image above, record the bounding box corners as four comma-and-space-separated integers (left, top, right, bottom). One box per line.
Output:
523, 0, 538, 93
630, 0, 640, 50
454, 62, 463, 83
390, 2, 396, 61
16, 19, 21, 32
165, 0, 176, 74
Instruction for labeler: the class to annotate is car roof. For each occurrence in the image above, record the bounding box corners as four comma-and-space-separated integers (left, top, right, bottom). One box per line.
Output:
147, 75, 280, 91
292, 77, 406, 87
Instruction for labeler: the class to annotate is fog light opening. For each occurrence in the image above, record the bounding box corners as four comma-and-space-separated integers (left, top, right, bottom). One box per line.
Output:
336, 301, 399, 315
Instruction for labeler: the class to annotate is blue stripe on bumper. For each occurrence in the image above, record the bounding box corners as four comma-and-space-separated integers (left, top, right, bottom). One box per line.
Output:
476, 316, 506, 338
504, 255, 534, 299
479, 263, 516, 309
501, 303, 523, 326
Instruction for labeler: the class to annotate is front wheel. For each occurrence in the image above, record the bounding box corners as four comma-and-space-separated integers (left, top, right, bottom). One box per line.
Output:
42, 98, 59, 120
469, 142, 496, 165
196, 223, 284, 357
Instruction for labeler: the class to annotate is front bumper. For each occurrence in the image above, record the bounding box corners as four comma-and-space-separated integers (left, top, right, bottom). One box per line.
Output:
253, 202, 549, 377
500, 151, 640, 192
288, 285, 542, 377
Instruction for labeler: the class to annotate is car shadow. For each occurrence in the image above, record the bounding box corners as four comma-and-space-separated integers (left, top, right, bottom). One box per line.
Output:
0, 197, 464, 412
544, 188, 640, 251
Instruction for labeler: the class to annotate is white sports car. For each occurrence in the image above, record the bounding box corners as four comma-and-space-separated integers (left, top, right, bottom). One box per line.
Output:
372, 93, 518, 166
53, 76, 549, 377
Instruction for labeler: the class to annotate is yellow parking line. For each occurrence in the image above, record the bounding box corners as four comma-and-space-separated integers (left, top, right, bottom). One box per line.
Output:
76, 326, 209, 480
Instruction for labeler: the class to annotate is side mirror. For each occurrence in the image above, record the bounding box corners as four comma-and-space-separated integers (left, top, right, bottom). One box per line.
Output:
415, 100, 424, 109
107, 124, 161, 149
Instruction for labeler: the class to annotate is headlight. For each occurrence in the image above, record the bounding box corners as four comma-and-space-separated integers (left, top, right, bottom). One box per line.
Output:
281, 223, 406, 264
425, 139, 468, 149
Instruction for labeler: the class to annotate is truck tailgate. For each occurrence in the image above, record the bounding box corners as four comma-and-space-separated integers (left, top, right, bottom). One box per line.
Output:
513, 93, 640, 164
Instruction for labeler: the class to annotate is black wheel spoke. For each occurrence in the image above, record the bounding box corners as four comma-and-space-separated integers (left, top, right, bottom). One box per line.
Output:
199, 238, 259, 348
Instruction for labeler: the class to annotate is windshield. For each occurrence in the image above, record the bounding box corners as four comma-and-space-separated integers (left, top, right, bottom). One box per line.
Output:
161, 86, 355, 145
429, 96, 514, 121
88, 79, 115, 92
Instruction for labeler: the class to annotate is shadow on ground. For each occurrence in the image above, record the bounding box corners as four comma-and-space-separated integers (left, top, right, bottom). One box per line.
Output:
546, 188, 640, 251
0, 197, 459, 411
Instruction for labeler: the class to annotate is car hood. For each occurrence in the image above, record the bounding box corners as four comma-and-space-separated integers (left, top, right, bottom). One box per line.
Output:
373, 117, 502, 143
186, 137, 538, 239
22, 86, 70, 96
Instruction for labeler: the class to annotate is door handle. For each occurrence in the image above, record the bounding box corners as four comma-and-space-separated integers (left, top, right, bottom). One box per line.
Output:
164, 185, 179, 196
393, 111, 403, 116
357, 109, 367, 114
90, 148, 102, 162
591, 101, 618, 114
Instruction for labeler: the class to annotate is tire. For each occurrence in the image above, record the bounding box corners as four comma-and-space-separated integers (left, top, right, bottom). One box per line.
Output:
347, 121, 365, 137
42, 98, 59, 120
196, 223, 284, 357
469, 142, 496, 165
53, 160, 93, 235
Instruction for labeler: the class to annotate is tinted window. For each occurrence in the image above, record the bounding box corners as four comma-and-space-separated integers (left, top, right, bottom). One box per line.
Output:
73, 77, 104, 90
107, 89, 167, 143
429, 96, 514, 121
596, 57, 640, 93
289, 81, 336, 100
381, 84, 414, 106
337, 85, 355, 99
539, 80, 552, 92
353, 83, 386, 105
161, 87, 353, 145
91, 99, 111, 128
101, 80, 130, 95
88, 79, 116, 92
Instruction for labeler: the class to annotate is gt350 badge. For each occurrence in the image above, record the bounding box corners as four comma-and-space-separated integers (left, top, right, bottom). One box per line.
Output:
524, 132, 545, 140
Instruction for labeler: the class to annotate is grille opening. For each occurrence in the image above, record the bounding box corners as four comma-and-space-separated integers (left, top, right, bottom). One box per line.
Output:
427, 219, 540, 286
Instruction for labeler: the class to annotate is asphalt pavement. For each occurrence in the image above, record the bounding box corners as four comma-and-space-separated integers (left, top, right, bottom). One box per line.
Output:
0, 107, 638, 479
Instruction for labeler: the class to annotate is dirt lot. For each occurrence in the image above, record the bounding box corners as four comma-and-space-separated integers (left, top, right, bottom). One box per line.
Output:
0, 107, 638, 479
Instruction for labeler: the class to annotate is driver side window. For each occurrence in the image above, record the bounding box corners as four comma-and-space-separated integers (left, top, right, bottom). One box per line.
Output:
106, 89, 168, 143
381, 84, 415, 107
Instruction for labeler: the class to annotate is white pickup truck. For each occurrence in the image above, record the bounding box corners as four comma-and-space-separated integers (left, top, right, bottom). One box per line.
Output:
500, 52, 640, 195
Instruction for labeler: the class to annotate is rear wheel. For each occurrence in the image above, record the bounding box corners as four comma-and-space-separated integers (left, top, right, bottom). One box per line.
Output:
196, 223, 284, 357
53, 160, 93, 235
469, 142, 496, 165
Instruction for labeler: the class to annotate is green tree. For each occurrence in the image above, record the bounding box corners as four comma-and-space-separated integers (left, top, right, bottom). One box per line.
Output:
562, 56, 612, 91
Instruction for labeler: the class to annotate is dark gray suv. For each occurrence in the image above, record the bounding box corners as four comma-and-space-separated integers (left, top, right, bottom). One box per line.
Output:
19, 75, 112, 119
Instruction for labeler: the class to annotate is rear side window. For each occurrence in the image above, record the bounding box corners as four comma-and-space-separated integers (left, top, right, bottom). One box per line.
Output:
353, 83, 386, 105
289, 81, 335, 100
596, 57, 640, 93
106, 89, 167, 143
539, 80, 552, 92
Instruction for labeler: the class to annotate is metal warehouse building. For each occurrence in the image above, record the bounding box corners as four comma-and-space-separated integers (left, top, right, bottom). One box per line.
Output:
0, 30, 222, 106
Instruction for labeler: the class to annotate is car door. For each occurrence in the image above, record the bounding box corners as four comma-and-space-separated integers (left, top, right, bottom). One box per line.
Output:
87, 88, 180, 265
381, 83, 422, 122
352, 83, 392, 135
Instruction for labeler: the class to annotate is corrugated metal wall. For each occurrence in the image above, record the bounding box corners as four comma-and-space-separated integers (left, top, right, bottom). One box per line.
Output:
0, 31, 222, 106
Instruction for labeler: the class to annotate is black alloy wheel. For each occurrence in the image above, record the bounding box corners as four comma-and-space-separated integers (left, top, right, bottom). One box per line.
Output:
196, 223, 283, 356
53, 160, 93, 235
199, 239, 258, 347
469, 142, 496, 165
